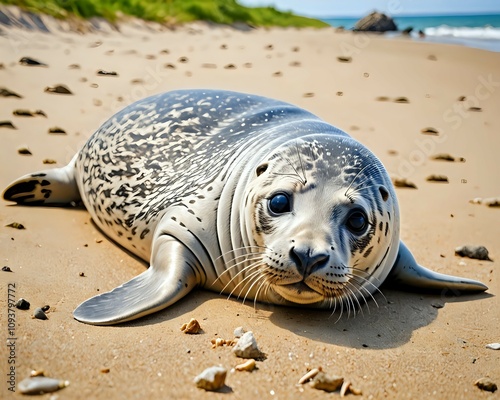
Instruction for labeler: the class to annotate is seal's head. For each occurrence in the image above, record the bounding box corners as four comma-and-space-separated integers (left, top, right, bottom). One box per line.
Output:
240, 135, 400, 309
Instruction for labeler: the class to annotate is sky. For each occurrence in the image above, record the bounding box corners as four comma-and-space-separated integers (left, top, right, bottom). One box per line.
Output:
240, 0, 500, 17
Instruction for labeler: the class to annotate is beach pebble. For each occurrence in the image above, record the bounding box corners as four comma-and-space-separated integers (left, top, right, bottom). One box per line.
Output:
235, 359, 256, 372
68, 63, 81, 69
97, 69, 118, 76
392, 177, 417, 189
178, 56, 189, 63
44, 85, 73, 95
303, 92, 315, 98
233, 326, 246, 338
18, 376, 68, 395
486, 343, 500, 350
233, 331, 264, 359
310, 372, 344, 392
455, 245, 492, 261
469, 197, 500, 208
34, 307, 48, 320
2, 266, 13, 272
394, 96, 410, 103
180, 318, 202, 334
164, 63, 176, 69
194, 366, 227, 391
468, 107, 482, 112
426, 174, 448, 183
337, 56, 352, 63
431, 153, 465, 162
19, 57, 48, 67
475, 377, 497, 393
6, 222, 25, 229
15, 298, 30, 310
17, 147, 32, 155
0, 121, 17, 129
13, 109, 46, 117
0, 87, 23, 98
421, 127, 439, 135
49, 126, 67, 135
224, 63, 236, 69
43, 159, 57, 164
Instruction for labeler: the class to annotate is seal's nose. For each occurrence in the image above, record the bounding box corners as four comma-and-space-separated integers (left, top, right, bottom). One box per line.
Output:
290, 246, 329, 275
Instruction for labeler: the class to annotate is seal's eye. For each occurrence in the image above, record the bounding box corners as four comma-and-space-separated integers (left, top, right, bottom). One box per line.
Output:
269, 193, 291, 214
346, 210, 368, 234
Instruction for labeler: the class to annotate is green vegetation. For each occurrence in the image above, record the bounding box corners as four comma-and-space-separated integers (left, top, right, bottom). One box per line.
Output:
2, 0, 329, 27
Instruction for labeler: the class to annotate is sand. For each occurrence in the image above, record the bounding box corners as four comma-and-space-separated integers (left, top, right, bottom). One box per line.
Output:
1, 9, 499, 400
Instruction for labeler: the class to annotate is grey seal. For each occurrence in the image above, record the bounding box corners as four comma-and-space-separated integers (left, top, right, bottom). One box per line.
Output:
3, 89, 487, 325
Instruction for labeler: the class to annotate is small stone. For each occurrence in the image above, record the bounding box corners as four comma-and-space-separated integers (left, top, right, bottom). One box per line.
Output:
180, 318, 202, 334
486, 343, 500, 350
2, 266, 13, 272
475, 377, 497, 392
234, 326, 246, 338
18, 376, 69, 395
178, 56, 189, 63
224, 64, 236, 69
455, 245, 492, 261
431, 302, 444, 309
426, 174, 448, 183
394, 96, 410, 103
0, 121, 17, 129
421, 127, 439, 135
44, 85, 73, 95
41, 305, 50, 312
79, 272, 86, 277
469, 197, 500, 208
164, 63, 176, 69
49, 127, 67, 135
310, 372, 344, 392
303, 92, 315, 98
16, 298, 30, 310
468, 107, 482, 112
392, 178, 417, 189
375, 96, 390, 102
233, 331, 264, 359
17, 147, 32, 155
194, 366, 227, 391
34, 308, 48, 320
19, 57, 47, 67
0, 87, 23, 98
101, 368, 110, 373
6, 222, 25, 229
337, 56, 352, 63
97, 69, 118, 76
43, 159, 57, 164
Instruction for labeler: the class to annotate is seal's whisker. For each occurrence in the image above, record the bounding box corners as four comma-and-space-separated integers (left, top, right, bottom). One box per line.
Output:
294, 141, 308, 186
345, 278, 372, 313
243, 274, 267, 306
216, 245, 268, 262
228, 266, 266, 300
221, 261, 264, 296
213, 256, 262, 286
344, 284, 364, 317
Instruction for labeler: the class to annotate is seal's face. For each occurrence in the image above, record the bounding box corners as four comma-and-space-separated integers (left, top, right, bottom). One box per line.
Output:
243, 136, 399, 309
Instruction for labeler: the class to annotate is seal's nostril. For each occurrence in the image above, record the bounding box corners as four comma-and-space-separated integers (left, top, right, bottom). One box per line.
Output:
290, 246, 329, 275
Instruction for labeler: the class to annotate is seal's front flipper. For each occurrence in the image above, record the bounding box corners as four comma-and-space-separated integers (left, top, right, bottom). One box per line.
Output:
3, 156, 80, 205
73, 235, 202, 325
386, 241, 488, 292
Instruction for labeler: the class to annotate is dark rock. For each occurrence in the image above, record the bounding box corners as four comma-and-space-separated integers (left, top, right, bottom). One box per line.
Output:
2, 266, 13, 272
16, 298, 30, 310
19, 57, 48, 67
354, 11, 398, 32
402, 27, 413, 35
44, 85, 73, 95
34, 308, 48, 320
0, 87, 23, 98
455, 245, 492, 261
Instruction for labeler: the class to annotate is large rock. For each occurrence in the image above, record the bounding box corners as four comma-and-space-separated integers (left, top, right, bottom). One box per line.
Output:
353, 11, 397, 32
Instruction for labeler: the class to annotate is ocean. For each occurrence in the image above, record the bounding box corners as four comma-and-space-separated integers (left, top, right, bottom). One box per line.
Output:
321, 14, 500, 52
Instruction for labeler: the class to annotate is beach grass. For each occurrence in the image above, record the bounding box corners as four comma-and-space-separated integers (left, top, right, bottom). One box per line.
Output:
1, 0, 329, 27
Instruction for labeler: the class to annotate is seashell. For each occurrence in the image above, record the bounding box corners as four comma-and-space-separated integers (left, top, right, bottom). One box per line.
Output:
235, 359, 256, 372
298, 368, 320, 384
18, 376, 69, 395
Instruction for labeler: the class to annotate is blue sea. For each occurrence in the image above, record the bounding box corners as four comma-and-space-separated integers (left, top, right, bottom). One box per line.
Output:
321, 14, 500, 52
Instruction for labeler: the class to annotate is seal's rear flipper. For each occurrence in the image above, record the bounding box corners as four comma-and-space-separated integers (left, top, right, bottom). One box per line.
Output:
73, 235, 202, 325
3, 156, 80, 205
386, 242, 488, 292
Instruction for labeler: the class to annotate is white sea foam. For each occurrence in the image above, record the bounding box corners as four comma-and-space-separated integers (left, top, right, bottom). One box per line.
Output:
424, 25, 500, 40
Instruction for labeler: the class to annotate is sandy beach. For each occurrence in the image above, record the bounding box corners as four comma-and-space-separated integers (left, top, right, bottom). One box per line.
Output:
1, 7, 499, 399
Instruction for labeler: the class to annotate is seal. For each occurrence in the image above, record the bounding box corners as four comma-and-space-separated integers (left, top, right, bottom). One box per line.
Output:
3, 89, 488, 325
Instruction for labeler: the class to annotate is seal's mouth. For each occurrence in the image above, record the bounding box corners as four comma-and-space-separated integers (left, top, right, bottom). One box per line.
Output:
273, 282, 324, 304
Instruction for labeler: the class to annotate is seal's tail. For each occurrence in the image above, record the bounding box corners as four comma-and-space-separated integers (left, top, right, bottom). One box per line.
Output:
3, 156, 80, 206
